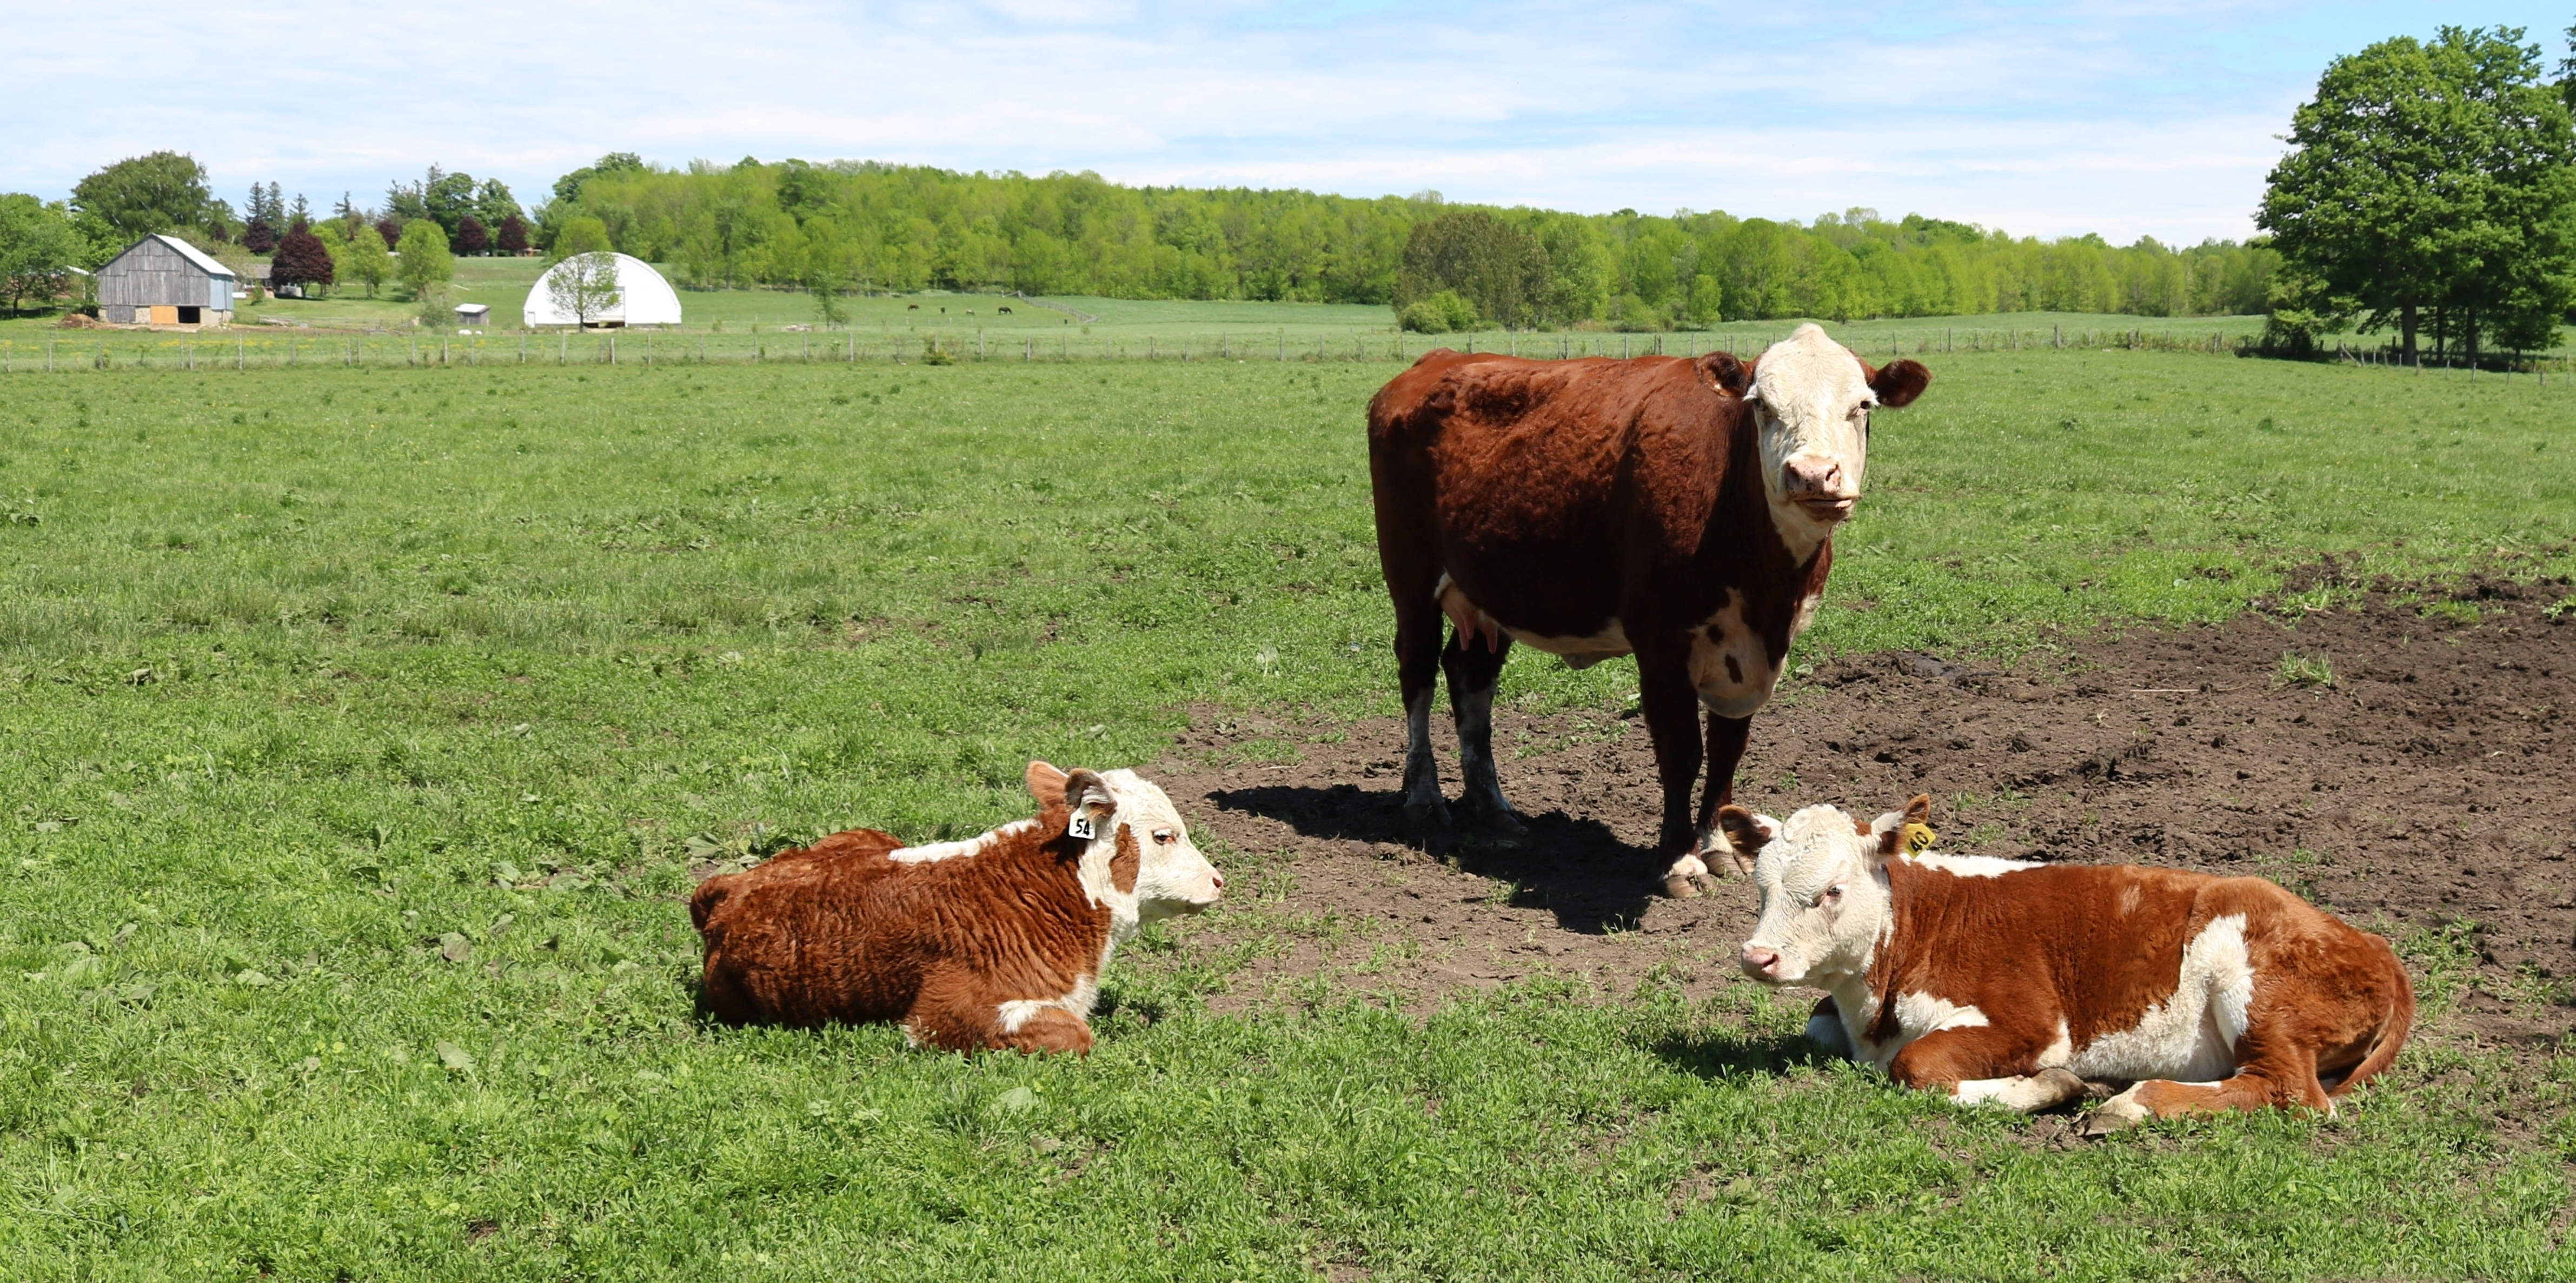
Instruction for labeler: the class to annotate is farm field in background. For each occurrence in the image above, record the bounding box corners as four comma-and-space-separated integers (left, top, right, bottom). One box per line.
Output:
1, 350, 2572, 1278
22, 267, 2565, 361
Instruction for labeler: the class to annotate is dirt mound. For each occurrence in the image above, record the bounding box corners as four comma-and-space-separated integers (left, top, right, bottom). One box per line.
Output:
1149, 583, 2576, 1055
56, 311, 111, 329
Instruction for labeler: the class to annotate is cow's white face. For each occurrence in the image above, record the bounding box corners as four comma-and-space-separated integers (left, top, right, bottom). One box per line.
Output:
1735, 803, 1891, 987
1745, 324, 1928, 560
1099, 769, 1224, 921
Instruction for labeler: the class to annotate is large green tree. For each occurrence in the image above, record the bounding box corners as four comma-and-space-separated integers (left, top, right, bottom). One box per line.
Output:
0, 194, 85, 314
1393, 210, 1551, 329
394, 220, 454, 299
2260, 25, 2576, 363
70, 152, 229, 244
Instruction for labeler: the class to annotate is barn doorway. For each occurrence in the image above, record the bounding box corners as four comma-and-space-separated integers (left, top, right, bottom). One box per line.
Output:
177, 306, 201, 324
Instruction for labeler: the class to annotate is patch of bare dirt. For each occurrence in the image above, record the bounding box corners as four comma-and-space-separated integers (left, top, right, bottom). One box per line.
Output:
1148, 581, 2576, 1056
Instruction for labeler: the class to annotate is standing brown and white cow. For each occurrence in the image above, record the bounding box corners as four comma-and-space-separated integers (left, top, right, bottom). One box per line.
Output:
1726, 798, 2413, 1127
1367, 324, 1930, 895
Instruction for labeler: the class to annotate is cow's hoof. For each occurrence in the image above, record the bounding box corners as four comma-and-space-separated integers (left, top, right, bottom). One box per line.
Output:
1659, 852, 1711, 899
2081, 1086, 2152, 1136
1402, 798, 1455, 832
1472, 808, 1527, 837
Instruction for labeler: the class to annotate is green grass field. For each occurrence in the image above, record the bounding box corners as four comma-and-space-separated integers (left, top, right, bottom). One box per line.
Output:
2, 346, 2573, 1279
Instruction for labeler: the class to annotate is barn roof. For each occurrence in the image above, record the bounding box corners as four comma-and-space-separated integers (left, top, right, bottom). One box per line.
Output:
116, 234, 235, 280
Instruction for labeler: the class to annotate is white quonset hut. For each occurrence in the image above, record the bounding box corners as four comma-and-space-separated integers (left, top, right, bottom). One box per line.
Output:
522, 252, 682, 328
98, 234, 235, 327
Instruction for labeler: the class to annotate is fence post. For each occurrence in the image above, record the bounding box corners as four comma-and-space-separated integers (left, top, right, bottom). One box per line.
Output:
520, 333, 527, 364
48, 340, 54, 373
559, 333, 566, 365
236, 335, 243, 371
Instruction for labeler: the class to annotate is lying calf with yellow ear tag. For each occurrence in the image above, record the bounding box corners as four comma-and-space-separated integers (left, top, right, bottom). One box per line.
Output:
1728, 794, 2411, 1128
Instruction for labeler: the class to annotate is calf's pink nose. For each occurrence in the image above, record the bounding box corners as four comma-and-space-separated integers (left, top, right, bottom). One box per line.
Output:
1210, 871, 1225, 890
1740, 946, 1780, 977
1784, 458, 1843, 495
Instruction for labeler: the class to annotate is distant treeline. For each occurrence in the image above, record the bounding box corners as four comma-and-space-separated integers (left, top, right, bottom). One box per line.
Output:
545, 158, 2278, 328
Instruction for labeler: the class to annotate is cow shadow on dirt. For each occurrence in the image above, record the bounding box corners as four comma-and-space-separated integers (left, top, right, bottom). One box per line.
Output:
1204, 781, 1663, 934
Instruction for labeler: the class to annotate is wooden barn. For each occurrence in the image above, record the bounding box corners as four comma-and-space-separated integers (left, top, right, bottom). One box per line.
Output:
97, 234, 236, 327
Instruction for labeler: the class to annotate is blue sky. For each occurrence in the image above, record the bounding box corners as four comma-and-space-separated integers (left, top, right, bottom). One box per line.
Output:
13, 2, 2572, 242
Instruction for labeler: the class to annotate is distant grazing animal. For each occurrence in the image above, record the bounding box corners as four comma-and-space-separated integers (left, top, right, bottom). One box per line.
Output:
906, 304, 919, 311
998, 305, 1014, 315
1366, 324, 1930, 896
1726, 797, 2413, 1129
965, 309, 974, 316
690, 761, 1224, 1053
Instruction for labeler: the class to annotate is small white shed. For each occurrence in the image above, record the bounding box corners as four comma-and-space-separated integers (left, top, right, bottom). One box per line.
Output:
454, 303, 491, 329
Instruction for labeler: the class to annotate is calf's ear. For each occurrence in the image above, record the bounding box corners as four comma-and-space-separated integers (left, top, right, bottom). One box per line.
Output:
1696, 351, 1751, 397
1061, 768, 1116, 841
1870, 359, 1931, 408
1880, 794, 1937, 856
1026, 760, 1068, 801
1716, 805, 1772, 855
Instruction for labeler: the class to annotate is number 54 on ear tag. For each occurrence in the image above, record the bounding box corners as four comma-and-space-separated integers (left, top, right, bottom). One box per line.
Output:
1069, 814, 1096, 841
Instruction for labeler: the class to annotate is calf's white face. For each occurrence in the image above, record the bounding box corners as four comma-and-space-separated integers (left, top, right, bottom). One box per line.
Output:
1098, 768, 1224, 920
1733, 803, 1891, 987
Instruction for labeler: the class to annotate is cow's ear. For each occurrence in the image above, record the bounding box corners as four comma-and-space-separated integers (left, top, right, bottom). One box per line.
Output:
1885, 794, 1936, 856
1697, 350, 1751, 397
1870, 359, 1931, 408
1717, 805, 1772, 856
1026, 760, 1068, 802
1060, 768, 1116, 841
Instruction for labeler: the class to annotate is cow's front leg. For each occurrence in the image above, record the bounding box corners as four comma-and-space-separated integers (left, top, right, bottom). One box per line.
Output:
1690, 713, 1755, 879
1888, 1026, 2083, 1114
1634, 636, 1708, 897
1443, 627, 1522, 833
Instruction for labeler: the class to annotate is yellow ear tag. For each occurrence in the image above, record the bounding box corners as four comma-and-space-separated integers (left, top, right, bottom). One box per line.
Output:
1899, 822, 1937, 855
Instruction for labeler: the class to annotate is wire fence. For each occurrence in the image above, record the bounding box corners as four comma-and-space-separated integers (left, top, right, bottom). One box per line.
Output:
4, 325, 2569, 381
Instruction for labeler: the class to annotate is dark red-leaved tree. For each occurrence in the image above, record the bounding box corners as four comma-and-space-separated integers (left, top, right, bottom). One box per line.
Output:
243, 218, 278, 255
272, 226, 337, 293
376, 218, 402, 250
496, 212, 529, 255
455, 215, 490, 256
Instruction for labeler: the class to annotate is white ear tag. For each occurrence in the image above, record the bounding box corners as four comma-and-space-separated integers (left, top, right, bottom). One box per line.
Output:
1068, 813, 1096, 841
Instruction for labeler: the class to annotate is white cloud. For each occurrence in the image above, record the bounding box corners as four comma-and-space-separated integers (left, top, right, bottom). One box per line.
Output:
7, 0, 2566, 241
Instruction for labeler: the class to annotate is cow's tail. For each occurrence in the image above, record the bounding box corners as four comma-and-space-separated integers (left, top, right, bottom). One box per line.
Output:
2329, 935, 2415, 1097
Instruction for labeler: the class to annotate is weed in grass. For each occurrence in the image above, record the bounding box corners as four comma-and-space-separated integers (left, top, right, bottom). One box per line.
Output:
2276, 650, 2337, 687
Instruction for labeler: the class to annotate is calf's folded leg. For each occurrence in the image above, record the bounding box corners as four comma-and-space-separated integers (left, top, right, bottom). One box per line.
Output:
2088, 1043, 2330, 1132
1887, 1024, 2083, 1113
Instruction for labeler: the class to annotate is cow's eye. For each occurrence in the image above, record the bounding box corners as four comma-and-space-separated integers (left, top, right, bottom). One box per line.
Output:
1817, 885, 1844, 907
1152, 829, 1175, 846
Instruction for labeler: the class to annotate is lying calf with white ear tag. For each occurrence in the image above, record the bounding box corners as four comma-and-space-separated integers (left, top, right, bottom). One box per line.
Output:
1729, 795, 2412, 1129
691, 760, 1224, 1054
